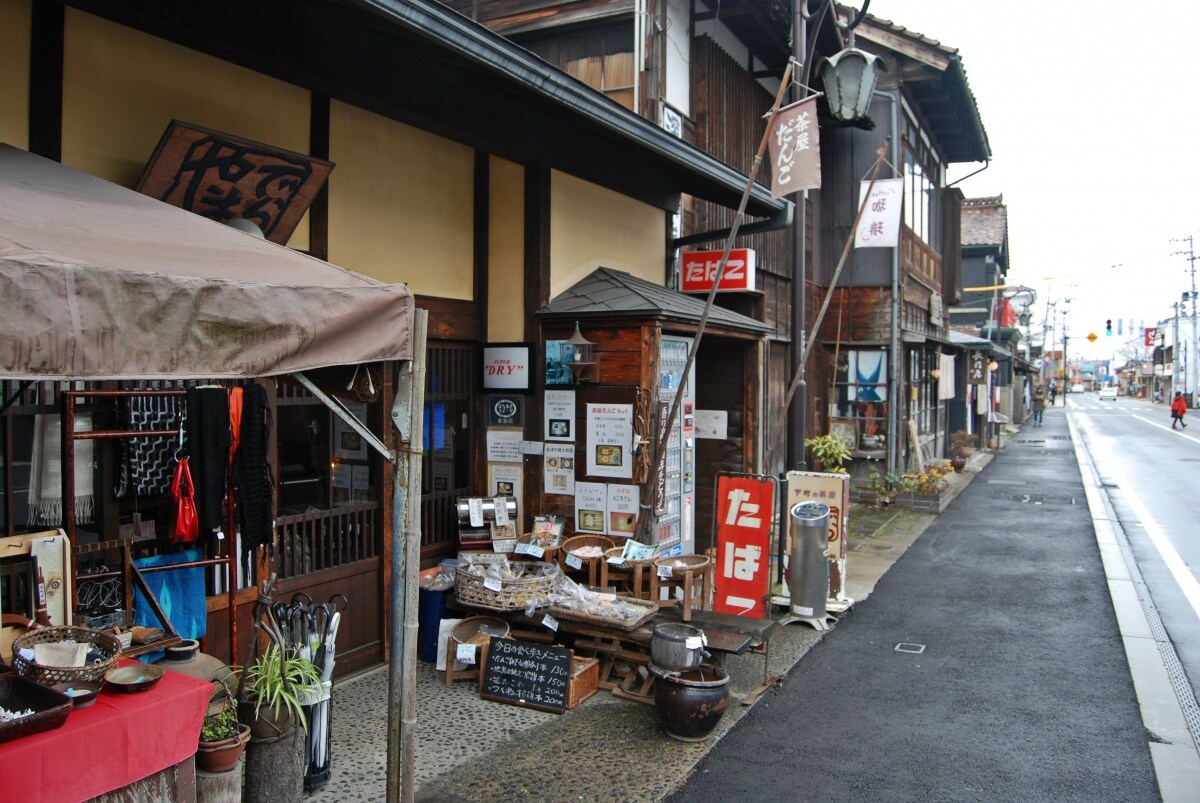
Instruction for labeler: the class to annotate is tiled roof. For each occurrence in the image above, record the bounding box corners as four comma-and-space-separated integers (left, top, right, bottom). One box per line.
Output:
535, 268, 773, 334
961, 196, 1007, 247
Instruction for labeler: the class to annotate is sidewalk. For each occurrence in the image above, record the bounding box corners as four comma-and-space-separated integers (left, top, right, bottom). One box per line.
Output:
310, 461, 981, 802
666, 403, 1176, 802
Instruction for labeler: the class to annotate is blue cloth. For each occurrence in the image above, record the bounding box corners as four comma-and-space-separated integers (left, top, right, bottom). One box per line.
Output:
133, 548, 207, 662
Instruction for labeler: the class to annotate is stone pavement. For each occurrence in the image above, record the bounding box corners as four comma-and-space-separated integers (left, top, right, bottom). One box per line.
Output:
307, 454, 985, 803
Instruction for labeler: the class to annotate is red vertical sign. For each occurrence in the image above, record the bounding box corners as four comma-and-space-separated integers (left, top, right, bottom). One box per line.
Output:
713, 475, 774, 618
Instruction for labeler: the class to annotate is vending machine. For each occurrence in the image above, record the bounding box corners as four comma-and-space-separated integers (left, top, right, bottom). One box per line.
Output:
656, 335, 696, 556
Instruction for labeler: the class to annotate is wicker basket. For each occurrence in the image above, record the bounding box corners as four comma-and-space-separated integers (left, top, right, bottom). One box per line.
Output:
558, 535, 615, 572
549, 598, 658, 632
567, 656, 599, 709
652, 554, 711, 575
455, 561, 560, 612
11, 626, 122, 686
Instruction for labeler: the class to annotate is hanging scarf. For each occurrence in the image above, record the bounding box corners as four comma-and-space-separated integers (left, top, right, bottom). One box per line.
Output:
29, 414, 94, 526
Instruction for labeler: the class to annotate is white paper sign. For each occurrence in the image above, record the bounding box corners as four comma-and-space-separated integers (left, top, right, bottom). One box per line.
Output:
542, 614, 559, 632
574, 481, 607, 534
544, 443, 576, 496
492, 539, 516, 553
545, 390, 576, 441
456, 642, 477, 664
854, 178, 904, 248
586, 403, 633, 479
493, 496, 509, 526
567, 553, 584, 570
468, 498, 484, 528
483, 578, 503, 592
606, 484, 639, 538
486, 430, 523, 463
694, 409, 728, 440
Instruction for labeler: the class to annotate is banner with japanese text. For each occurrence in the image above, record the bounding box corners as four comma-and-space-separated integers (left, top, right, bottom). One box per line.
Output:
853, 178, 903, 248
768, 97, 821, 198
713, 474, 775, 618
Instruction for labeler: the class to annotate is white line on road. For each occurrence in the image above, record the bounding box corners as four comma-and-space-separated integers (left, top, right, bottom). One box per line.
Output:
1077, 414, 1200, 622
1133, 414, 1200, 443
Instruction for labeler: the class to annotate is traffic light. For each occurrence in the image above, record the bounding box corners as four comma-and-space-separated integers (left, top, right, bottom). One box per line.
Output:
1105, 319, 1112, 336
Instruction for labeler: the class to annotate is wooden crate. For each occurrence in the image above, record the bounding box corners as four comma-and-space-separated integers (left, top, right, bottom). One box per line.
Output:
567, 656, 600, 709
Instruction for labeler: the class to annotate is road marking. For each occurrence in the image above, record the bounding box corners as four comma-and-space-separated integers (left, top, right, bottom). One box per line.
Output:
1078, 415, 1200, 622
1133, 414, 1200, 443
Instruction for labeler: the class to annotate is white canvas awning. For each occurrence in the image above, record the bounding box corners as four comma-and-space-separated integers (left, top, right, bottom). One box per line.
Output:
0, 144, 413, 381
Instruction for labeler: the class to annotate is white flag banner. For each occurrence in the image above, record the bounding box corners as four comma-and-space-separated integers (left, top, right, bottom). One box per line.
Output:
854, 178, 904, 248
768, 97, 821, 198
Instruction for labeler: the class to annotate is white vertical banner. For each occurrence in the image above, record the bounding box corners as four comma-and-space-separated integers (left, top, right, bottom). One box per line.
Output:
768, 96, 821, 198
854, 178, 904, 248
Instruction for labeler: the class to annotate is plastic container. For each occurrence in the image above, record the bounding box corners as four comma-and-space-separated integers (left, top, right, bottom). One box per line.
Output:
417, 586, 449, 663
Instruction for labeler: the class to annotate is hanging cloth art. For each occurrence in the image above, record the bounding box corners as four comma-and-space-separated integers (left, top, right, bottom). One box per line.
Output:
171, 453, 199, 545
28, 414, 95, 526
115, 383, 182, 498
233, 383, 275, 578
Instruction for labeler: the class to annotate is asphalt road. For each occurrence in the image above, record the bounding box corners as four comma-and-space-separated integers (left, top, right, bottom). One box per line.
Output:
667, 403, 1160, 802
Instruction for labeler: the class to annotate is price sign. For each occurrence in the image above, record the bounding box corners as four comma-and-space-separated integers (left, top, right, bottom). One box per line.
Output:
480, 637, 572, 714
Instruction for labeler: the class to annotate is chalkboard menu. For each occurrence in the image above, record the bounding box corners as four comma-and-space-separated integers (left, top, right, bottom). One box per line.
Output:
480, 636, 572, 714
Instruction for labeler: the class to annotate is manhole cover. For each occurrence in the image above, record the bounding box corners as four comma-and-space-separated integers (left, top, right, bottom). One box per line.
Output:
895, 643, 926, 654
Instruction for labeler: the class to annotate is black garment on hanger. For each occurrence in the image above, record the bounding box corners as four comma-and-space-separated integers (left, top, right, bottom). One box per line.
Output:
185, 386, 230, 532
234, 383, 274, 574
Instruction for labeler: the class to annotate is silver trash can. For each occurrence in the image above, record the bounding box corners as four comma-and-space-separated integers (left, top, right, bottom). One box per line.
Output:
788, 501, 830, 619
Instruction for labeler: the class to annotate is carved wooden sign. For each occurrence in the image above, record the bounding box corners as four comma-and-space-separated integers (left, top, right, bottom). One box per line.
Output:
137, 120, 333, 245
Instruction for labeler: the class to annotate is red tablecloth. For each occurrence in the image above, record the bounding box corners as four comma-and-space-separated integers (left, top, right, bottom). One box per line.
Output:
0, 663, 211, 803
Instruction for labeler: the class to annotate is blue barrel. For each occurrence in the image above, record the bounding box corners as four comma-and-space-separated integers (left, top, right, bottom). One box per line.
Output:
417, 587, 449, 662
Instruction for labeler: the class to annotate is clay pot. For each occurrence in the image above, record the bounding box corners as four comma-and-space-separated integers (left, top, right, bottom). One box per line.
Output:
197, 723, 251, 773
651, 663, 730, 742
239, 698, 298, 742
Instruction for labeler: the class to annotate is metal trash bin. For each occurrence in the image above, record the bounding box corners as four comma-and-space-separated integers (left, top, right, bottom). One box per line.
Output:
788, 501, 830, 619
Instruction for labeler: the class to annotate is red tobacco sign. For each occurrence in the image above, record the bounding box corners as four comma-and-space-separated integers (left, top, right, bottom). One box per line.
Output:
713, 474, 774, 618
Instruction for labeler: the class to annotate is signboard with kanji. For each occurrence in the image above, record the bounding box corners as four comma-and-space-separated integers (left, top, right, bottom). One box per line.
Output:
968, 351, 987, 384
784, 471, 849, 602
713, 474, 775, 618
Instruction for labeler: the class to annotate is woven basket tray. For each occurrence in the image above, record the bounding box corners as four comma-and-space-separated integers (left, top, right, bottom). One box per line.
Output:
558, 535, 615, 572
11, 626, 122, 686
455, 562, 561, 611
549, 598, 658, 632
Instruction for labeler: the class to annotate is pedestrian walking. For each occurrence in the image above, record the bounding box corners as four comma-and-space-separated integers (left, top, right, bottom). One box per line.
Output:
1048, 383, 1058, 407
1032, 383, 1046, 427
1171, 391, 1188, 429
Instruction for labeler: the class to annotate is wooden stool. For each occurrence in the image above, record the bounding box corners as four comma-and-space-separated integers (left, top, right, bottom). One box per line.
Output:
445, 616, 508, 685
649, 555, 713, 622
558, 535, 614, 588
598, 549, 655, 599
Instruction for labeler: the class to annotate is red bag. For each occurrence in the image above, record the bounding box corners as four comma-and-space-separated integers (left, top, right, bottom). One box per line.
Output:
171, 457, 199, 545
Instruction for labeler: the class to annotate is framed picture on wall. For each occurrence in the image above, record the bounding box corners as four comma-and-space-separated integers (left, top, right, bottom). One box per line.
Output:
830, 418, 858, 452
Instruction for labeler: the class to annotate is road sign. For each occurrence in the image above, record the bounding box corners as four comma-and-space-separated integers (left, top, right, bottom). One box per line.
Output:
1087, 332, 1098, 343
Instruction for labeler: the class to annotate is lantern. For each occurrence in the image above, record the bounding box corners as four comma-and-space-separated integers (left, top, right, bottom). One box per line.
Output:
821, 48, 885, 122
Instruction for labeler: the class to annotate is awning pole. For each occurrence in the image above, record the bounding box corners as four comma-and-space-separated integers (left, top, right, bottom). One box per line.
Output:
387, 309, 427, 803
292, 371, 395, 461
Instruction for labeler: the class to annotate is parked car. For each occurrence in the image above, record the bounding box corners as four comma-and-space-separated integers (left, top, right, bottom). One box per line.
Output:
1099, 386, 1118, 400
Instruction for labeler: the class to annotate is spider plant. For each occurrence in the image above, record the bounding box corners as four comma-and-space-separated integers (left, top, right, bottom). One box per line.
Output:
242, 643, 321, 730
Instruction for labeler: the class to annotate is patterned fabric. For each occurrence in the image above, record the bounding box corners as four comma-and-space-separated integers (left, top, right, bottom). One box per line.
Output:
115, 388, 181, 498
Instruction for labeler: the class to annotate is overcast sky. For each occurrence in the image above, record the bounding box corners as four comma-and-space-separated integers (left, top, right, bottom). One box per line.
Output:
860, 0, 1200, 360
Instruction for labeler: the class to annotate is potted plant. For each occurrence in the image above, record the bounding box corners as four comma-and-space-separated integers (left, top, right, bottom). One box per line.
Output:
894, 462, 954, 512
239, 643, 322, 741
854, 465, 895, 506
805, 433, 852, 474
197, 672, 251, 773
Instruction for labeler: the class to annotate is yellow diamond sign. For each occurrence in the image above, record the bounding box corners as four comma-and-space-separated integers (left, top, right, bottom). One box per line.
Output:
1087, 332, 1098, 343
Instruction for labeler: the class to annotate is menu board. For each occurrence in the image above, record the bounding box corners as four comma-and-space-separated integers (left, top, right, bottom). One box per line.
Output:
480, 637, 572, 714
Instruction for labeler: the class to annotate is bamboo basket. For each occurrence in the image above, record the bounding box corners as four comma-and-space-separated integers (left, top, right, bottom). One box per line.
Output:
11, 626, 122, 686
549, 598, 657, 632
557, 535, 615, 571
454, 561, 560, 612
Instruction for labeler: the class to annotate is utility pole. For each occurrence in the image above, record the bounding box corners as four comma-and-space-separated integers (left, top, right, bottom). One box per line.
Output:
1170, 235, 1199, 404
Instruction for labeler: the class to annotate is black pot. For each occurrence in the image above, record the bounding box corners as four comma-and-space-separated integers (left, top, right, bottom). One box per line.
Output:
651, 663, 730, 742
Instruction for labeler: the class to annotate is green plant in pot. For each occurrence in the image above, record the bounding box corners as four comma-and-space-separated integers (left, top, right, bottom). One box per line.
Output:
239, 643, 321, 741
198, 671, 251, 773
805, 433, 852, 474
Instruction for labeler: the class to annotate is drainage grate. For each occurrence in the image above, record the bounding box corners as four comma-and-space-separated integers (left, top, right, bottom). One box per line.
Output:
895, 643, 926, 654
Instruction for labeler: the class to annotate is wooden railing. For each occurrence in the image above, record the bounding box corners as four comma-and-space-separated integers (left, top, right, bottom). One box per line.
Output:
276, 502, 379, 579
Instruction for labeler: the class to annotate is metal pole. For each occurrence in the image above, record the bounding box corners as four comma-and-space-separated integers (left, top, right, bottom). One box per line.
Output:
387, 309, 427, 803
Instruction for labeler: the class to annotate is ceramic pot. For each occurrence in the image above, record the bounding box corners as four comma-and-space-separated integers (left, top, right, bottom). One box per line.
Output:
651, 663, 730, 742
197, 722, 251, 773
239, 698, 298, 742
